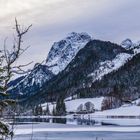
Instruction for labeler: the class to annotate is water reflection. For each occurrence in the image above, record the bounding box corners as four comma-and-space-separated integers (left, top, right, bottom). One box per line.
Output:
77, 118, 96, 126
15, 117, 97, 126
52, 118, 66, 124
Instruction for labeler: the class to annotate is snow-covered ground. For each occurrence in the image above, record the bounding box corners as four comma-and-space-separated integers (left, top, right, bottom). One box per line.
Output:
65, 97, 104, 112
13, 97, 140, 139
14, 123, 140, 135
42, 97, 140, 116
41, 97, 140, 127
42, 97, 104, 112
91, 105, 140, 117
82, 105, 140, 126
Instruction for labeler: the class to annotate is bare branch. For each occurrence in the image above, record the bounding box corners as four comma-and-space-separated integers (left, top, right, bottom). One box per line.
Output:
12, 61, 33, 69
0, 19, 32, 139
11, 70, 30, 75
2, 19, 32, 91
15, 18, 32, 37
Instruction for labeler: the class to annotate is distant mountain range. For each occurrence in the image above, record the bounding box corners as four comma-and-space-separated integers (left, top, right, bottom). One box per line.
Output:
8, 32, 140, 106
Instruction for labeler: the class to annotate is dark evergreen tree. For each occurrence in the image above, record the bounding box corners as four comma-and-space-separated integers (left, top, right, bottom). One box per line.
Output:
52, 105, 56, 116
33, 104, 43, 116
46, 104, 50, 115
44, 104, 50, 115
33, 106, 38, 116
38, 104, 43, 115
55, 97, 66, 116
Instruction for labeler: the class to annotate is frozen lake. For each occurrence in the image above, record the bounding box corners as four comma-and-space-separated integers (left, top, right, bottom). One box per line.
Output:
10, 118, 140, 140
13, 131, 140, 140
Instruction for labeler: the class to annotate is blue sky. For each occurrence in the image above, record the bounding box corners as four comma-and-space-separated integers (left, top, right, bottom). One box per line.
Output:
0, 0, 140, 68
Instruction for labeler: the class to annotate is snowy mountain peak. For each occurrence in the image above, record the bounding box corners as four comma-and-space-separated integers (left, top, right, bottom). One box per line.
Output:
46, 32, 92, 74
9, 32, 92, 96
66, 32, 92, 42
121, 39, 140, 54
121, 38, 133, 49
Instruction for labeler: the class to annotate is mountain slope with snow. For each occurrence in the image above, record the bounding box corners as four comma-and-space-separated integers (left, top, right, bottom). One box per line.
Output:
26, 40, 134, 106
90, 53, 140, 100
9, 32, 92, 97
9, 34, 140, 102
9, 64, 54, 97
88, 53, 132, 82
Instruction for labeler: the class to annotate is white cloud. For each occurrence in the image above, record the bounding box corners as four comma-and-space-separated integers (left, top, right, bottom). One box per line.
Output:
0, 0, 140, 69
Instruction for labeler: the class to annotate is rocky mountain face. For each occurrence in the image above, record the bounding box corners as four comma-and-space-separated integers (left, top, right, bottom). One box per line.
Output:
121, 38, 133, 50
121, 38, 140, 54
9, 64, 54, 98
9, 32, 92, 97
9, 32, 140, 106
46, 32, 92, 74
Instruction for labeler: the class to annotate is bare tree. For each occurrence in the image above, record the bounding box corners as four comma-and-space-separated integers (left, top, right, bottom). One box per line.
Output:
0, 18, 32, 140
101, 96, 122, 111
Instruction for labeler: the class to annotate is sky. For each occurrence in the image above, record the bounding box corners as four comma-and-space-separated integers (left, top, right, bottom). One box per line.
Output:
0, 0, 140, 68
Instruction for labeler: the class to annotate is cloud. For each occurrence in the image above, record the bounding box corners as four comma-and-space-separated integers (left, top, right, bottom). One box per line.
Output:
0, 0, 140, 69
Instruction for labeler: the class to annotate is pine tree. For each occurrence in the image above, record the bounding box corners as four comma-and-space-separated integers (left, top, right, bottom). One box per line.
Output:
38, 104, 43, 115
0, 60, 13, 138
52, 105, 56, 116
34, 105, 43, 116
55, 97, 66, 116
46, 104, 50, 115
33, 106, 38, 116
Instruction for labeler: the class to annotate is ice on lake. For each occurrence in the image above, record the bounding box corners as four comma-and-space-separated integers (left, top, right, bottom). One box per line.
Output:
10, 122, 140, 140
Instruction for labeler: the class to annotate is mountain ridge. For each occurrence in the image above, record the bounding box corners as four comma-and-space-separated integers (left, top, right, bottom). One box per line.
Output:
9, 33, 140, 106
23, 39, 135, 106
9, 32, 92, 97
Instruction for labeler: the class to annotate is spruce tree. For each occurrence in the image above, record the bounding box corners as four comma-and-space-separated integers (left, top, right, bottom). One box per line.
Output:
38, 104, 43, 115
33, 106, 38, 116
55, 97, 66, 116
52, 105, 56, 116
46, 104, 50, 115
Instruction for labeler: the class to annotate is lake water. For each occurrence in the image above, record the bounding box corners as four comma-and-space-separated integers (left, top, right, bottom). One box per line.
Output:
14, 117, 98, 126
9, 117, 140, 140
